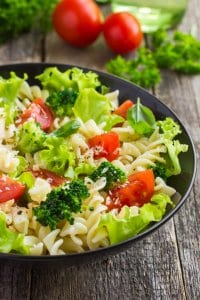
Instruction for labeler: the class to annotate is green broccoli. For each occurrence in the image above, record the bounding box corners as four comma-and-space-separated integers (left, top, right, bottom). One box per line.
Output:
46, 88, 78, 117
89, 161, 127, 191
33, 180, 90, 229
150, 163, 168, 181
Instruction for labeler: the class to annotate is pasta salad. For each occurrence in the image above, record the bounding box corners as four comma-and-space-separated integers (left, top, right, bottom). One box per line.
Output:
0, 67, 188, 255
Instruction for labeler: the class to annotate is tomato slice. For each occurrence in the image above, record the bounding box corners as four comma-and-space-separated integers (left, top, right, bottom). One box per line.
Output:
31, 169, 67, 188
18, 98, 54, 132
88, 132, 120, 161
114, 100, 134, 119
107, 170, 155, 210
0, 175, 25, 203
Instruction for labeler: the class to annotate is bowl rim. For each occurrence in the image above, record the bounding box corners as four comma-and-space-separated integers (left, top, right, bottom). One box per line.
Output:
0, 62, 197, 262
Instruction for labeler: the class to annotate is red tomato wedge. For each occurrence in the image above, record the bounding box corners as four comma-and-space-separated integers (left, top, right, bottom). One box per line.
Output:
107, 170, 155, 211
88, 132, 120, 161
114, 100, 134, 118
0, 175, 25, 203
31, 169, 67, 188
18, 98, 54, 132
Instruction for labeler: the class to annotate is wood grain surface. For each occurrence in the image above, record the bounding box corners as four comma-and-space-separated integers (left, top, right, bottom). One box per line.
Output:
0, 0, 199, 299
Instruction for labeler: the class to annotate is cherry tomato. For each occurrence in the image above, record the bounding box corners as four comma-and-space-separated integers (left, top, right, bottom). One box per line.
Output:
18, 98, 54, 132
31, 169, 67, 188
52, 0, 103, 48
0, 175, 25, 203
103, 12, 143, 54
107, 170, 154, 210
88, 132, 120, 161
114, 100, 134, 118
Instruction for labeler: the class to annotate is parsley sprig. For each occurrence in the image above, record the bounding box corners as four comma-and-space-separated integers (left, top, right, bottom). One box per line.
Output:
152, 30, 200, 74
106, 47, 161, 89
106, 29, 200, 88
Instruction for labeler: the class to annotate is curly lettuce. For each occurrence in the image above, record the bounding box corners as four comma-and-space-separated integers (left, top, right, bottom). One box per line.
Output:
36, 67, 101, 92
157, 117, 181, 140
34, 136, 75, 176
0, 72, 26, 125
0, 212, 29, 254
157, 117, 188, 176
73, 88, 124, 130
100, 193, 174, 245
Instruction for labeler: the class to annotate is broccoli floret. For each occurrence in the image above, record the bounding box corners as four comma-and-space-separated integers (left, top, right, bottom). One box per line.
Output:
150, 163, 168, 181
33, 180, 90, 229
46, 88, 78, 117
89, 161, 127, 191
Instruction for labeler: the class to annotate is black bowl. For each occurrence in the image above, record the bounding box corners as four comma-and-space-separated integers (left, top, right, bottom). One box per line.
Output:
0, 63, 196, 266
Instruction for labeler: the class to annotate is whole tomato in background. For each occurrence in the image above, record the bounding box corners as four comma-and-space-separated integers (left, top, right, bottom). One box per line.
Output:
103, 12, 143, 54
52, 0, 103, 47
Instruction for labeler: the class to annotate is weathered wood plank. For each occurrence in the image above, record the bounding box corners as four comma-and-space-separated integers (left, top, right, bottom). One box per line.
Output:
45, 31, 115, 72
0, 263, 13, 300
154, 0, 200, 298
30, 222, 186, 300
0, 30, 43, 300
0, 30, 42, 64
0, 1, 199, 299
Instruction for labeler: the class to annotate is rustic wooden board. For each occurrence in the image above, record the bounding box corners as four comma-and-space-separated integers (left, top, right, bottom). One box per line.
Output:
154, 1, 200, 298
29, 223, 186, 300
0, 30, 43, 64
0, 0, 199, 299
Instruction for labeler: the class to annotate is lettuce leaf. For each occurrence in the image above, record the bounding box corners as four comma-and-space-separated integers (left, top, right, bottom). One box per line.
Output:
0, 72, 25, 125
157, 117, 188, 176
75, 163, 95, 179
73, 88, 124, 129
9, 156, 28, 178
157, 117, 181, 140
99, 193, 174, 245
34, 136, 75, 176
37, 68, 121, 130
18, 171, 35, 202
0, 212, 29, 254
36, 67, 101, 92
164, 140, 188, 176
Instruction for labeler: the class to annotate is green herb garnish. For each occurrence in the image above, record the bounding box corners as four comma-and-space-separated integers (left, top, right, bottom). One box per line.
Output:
127, 98, 156, 136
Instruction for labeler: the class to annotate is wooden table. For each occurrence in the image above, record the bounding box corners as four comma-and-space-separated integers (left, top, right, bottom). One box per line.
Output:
0, 1, 199, 299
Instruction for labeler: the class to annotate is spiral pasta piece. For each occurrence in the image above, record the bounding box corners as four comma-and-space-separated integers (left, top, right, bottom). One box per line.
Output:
154, 177, 176, 197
